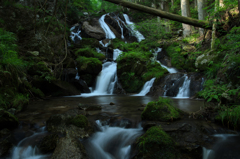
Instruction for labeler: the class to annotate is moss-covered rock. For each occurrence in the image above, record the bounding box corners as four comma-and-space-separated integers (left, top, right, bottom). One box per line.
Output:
141, 97, 180, 121
137, 126, 178, 159
0, 109, 19, 130
38, 134, 59, 153
75, 47, 105, 61
68, 115, 88, 129
76, 56, 102, 75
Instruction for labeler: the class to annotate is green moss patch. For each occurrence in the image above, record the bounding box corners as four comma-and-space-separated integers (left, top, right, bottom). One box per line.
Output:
76, 56, 102, 75
68, 115, 88, 129
138, 126, 178, 159
141, 97, 180, 121
143, 61, 168, 81
75, 47, 105, 61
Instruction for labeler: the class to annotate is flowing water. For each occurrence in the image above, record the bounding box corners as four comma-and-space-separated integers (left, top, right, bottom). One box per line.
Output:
123, 14, 145, 42
86, 120, 142, 159
175, 75, 191, 98
133, 78, 156, 96
99, 14, 116, 39
70, 26, 82, 42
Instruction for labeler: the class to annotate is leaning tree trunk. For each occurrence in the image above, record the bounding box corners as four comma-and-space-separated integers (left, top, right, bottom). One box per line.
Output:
198, 0, 206, 36
104, 0, 211, 29
211, 0, 219, 50
181, 0, 191, 37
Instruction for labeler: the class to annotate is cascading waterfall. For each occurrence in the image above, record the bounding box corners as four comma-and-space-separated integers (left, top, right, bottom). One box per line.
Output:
75, 67, 80, 80
115, 17, 125, 39
113, 49, 122, 60
11, 127, 50, 159
86, 120, 142, 159
123, 14, 145, 42
70, 26, 82, 42
176, 75, 191, 98
79, 62, 117, 97
133, 78, 156, 96
153, 48, 178, 74
99, 14, 116, 39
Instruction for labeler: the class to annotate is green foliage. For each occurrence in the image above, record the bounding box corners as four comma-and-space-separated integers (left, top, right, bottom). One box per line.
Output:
138, 126, 177, 159
12, 94, 29, 111
68, 115, 88, 129
141, 97, 180, 121
75, 46, 105, 61
217, 105, 240, 129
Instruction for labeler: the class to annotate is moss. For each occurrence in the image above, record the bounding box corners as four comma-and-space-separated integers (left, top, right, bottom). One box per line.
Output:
138, 126, 178, 159
68, 115, 88, 129
76, 56, 102, 75
12, 93, 29, 111
30, 87, 45, 98
141, 97, 180, 121
75, 47, 105, 61
143, 61, 168, 81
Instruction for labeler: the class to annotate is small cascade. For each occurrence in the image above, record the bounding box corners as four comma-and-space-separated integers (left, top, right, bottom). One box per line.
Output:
202, 147, 213, 159
11, 127, 50, 159
115, 17, 124, 39
86, 120, 142, 159
70, 26, 82, 42
133, 78, 156, 96
80, 62, 117, 97
153, 48, 178, 74
200, 78, 205, 90
123, 14, 145, 42
99, 14, 116, 39
113, 49, 122, 60
75, 67, 80, 80
176, 75, 191, 98
163, 85, 167, 96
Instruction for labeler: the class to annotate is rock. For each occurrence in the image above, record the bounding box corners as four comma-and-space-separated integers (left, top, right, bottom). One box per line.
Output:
76, 57, 102, 75
0, 109, 19, 130
136, 126, 178, 159
82, 20, 105, 40
51, 135, 87, 159
182, 44, 196, 52
85, 106, 102, 111
109, 102, 115, 105
137, 107, 145, 111
70, 79, 91, 93
38, 133, 59, 153
141, 97, 180, 121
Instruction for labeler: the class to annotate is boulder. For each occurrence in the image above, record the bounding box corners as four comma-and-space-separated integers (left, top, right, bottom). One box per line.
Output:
141, 97, 180, 121
82, 20, 105, 40
38, 133, 59, 154
51, 135, 87, 159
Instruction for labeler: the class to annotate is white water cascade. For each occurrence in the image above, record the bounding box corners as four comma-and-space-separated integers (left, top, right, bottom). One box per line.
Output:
153, 48, 178, 74
11, 127, 50, 159
86, 120, 142, 159
116, 17, 125, 39
79, 62, 117, 97
99, 14, 116, 39
133, 78, 156, 96
75, 67, 80, 80
123, 14, 145, 42
70, 26, 82, 42
113, 49, 122, 60
176, 75, 191, 98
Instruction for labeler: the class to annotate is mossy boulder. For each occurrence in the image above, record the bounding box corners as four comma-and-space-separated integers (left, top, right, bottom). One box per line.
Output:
137, 126, 178, 159
38, 133, 59, 153
76, 56, 102, 75
68, 115, 88, 129
141, 97, 180, 121
75, 47, 105, 61
0, 109, 19, 130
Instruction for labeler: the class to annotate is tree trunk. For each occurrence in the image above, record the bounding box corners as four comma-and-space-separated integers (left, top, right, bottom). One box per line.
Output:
219, 0, 224, 8
104, 0, 211, 29
198, 0, 206, 36
238, 0, 240, 16
181, 0, 191, 37
211, 0, 219, 50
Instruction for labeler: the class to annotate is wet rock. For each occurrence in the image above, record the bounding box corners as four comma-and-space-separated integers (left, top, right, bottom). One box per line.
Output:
51, 135, 87, 159
82, 20, 105, 40
137, 107, 145, 111
166, 75, 186, 96
85, 106, 102, 111
70, 79, 91, 93
109, 102, 115, 105
38, 133, 59, 154
157, 49, 171, 67
0, 109, 19, 130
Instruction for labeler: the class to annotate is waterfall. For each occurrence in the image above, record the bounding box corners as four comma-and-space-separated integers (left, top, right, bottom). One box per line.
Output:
133, 78, 156, 96
11, 127, 50, 159
99, 14, 116, 39
176, 75, 191, 98
75, 67, 80, 80
116, 18, 124, 39
79, 62, 117, 97
202, 147, 213, 159
123, 14, 145, 42
86, 120, 142, 159
113, 49, 122, 60
153, 48, 178, 74
70, 26, 82, 42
